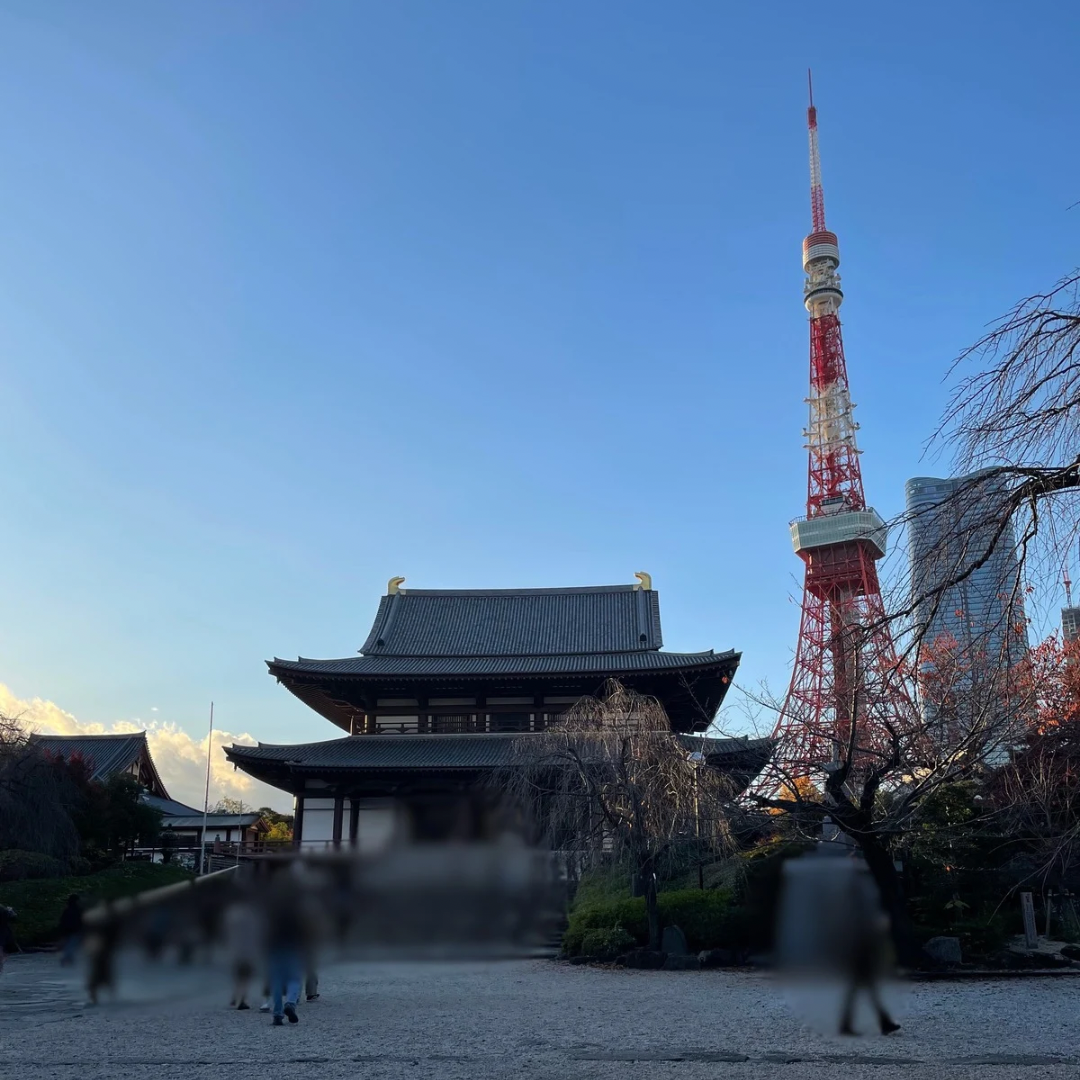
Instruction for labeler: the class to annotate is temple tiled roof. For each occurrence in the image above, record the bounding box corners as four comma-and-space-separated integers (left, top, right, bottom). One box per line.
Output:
142, 793, 202, 817
358, 585, 663, 658
28, 733, 169, 797
161, 813, 263, 829
269, 648, 737, 680
29, 733, 145, 782
225, 733, 773, 774
265, 578, 741, 734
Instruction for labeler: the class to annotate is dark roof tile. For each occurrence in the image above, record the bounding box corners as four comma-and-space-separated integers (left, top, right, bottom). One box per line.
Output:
359, 585, 662, 658
142, 794, 202, 817
162, 813, 263, 829
28, 733, 146, 784
225, 732, 772, 772
270, 648, 737, 680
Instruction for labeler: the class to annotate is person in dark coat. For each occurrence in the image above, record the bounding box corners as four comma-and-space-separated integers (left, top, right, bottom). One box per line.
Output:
0, 906, 15, 974
59, 895, 83, 966
837, 863, 901, 1036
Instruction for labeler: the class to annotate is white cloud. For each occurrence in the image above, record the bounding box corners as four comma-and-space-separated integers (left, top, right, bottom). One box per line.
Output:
0, 682, 292, 813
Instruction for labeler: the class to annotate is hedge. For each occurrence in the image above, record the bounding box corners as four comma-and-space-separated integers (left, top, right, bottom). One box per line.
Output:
0, 850, 69, 883
580, 927, 636, 959
563, 888, 741, 956
0, 863, 194, 946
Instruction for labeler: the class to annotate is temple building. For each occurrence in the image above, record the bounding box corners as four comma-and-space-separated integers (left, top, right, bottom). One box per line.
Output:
226, 576, 769, 851
28, 732, 264, 859
29, 732, 170, 798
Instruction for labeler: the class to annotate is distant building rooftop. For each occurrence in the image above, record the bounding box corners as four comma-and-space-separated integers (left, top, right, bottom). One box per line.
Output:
28, 732, 169, 799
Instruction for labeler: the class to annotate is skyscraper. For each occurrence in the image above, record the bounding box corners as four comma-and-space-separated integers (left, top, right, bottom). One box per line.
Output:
905, 471, 1029, 670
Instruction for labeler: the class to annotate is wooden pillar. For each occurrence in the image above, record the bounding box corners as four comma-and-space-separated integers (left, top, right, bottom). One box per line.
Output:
332, 795, 344, 849
293, 796, 305, 850
349, 799, 360, 848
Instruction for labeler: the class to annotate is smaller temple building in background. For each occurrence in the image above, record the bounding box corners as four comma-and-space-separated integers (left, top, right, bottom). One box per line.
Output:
28, 732, 264, 855
227, 576, 770, 852
29, 732, 170, 798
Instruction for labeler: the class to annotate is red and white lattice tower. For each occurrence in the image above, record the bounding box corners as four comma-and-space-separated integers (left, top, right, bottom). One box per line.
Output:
771, 76, 914, 774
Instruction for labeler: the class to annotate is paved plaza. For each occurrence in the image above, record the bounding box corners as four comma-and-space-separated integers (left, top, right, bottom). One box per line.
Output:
0, 954, 1078, 1079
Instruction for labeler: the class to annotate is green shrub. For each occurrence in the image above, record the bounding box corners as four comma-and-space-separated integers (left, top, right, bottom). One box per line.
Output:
580, 927, 635, 959
572, 863, 633, 908
563, 888, 745, 955
564, 897, 647, 954
657, 890, 734, 953
0, 850, 69, 883
0, 863, 193, 946
917, 914, 1011, 959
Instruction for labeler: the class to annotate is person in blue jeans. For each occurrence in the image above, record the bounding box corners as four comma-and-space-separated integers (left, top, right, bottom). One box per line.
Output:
264, 864, 311, 1026
269, 947, 302, 1025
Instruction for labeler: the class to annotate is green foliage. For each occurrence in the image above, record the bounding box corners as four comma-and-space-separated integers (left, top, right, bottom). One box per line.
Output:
256, 806, 293, 842
734, 840, 813, 950
564, 888, 740, 955
572, 862, 634, 908
657, 890, 736, 952
903, 781, 1017, 949
78, 775, 163, 855
0, 863, 192, 946
565, 896, 648, 953
579, 927, 636, 959
917, 914, 1012, 958
0, 850, 68, 883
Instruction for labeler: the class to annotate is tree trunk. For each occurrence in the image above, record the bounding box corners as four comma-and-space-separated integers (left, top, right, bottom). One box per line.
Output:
646, 875, 660, 951
640, 854, 661, 950
856, 835, 919, 969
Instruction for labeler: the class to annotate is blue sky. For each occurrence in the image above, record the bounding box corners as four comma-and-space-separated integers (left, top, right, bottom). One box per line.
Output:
1, 1, 1077, 781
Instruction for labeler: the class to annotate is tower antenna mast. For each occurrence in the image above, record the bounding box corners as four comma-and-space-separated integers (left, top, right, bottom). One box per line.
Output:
767, 78, 916, 780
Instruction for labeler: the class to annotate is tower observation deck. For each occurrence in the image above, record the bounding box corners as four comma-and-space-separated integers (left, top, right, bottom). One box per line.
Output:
769, 77, 916, 776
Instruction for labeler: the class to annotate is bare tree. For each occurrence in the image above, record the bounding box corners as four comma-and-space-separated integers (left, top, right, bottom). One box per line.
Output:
0, 714, 81, 863
500, 681, 738, 950
745, 267, 1080, 960
743, 609, 1035, 965
913, 270, 1080, 606
991, 634, 1080, 895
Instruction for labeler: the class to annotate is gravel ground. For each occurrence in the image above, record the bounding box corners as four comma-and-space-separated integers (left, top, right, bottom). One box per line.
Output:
1, 953, 1078, 1080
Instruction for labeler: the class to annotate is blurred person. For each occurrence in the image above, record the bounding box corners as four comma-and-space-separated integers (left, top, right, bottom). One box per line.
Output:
265, 861, 317, 1026
58, 895, 83, 967
0, 905, 15, 974
223, 894, 261, 1010
85, 913, 121, 1005
776, 843, 901, 1037
838, 861, 900, 1036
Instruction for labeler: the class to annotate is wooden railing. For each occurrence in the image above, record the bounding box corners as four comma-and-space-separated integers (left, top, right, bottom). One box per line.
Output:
130, 839, 294, 872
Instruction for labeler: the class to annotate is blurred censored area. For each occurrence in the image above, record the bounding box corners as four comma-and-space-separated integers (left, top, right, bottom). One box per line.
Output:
79, 841, 563, 1005
774, 847, 904, 1036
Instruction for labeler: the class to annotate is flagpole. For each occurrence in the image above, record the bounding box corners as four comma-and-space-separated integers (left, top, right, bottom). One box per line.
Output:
199, 702, 214, 875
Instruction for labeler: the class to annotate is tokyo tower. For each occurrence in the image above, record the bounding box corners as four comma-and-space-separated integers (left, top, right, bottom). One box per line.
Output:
771, 76, 914, 775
